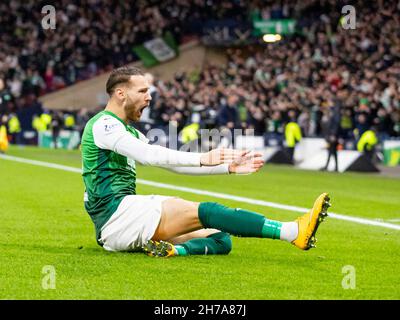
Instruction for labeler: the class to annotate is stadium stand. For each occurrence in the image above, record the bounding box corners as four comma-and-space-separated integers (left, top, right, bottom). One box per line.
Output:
0, 0, 399, 168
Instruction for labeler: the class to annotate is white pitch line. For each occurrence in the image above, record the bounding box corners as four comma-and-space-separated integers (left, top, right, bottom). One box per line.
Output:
1, 154, 400, 231
0, 154, 82, 173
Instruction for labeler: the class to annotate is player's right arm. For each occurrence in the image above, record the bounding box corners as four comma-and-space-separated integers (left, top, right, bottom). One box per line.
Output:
92, 115, 242, 167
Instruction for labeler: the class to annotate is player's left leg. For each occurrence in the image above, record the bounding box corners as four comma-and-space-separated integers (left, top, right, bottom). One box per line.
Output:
148, 193, 330, 257
144, 229, 232, 257
168, 228, 221, 244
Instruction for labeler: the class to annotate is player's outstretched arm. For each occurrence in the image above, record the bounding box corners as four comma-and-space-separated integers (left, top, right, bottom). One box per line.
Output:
159, 164, 230, 175
158, 150, 264, 175
92, 116, 247, 167
200, 148, 249, 166
227, 150, 265, 174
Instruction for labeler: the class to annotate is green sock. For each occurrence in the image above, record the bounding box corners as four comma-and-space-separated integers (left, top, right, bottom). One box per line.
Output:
175, 232, 232, 256
198, 202, 282, 239
175, 245, 188, 256
262, 219, 282, 239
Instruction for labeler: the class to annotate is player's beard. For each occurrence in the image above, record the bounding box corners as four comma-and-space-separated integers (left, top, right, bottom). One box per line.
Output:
124, 94, 141, 122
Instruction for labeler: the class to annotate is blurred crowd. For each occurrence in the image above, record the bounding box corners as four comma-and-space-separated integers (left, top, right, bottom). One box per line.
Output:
0, 0, 254, 101
148, 0, 400, 148
0, 0, 399, 150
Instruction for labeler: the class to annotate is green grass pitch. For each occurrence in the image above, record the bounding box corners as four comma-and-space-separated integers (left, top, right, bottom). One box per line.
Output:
0, 146, 399, 299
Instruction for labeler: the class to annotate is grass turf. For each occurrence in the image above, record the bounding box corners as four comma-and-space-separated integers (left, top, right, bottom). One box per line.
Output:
0, 146, 399, 299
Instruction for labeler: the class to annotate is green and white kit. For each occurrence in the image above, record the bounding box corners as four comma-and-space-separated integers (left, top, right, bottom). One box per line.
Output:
81, 110, 229, 251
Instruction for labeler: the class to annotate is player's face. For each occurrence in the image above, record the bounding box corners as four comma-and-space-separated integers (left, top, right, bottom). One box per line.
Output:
124, 76, 152, 122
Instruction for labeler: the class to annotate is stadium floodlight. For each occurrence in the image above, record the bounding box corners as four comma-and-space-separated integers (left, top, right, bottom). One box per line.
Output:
262, 34, 282, 42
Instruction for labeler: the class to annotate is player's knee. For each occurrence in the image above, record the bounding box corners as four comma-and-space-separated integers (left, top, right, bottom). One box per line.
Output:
208, 231, 232, 254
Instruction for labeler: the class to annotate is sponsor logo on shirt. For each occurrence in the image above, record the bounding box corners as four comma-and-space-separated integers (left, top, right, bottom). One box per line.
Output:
104, 123, 119, 132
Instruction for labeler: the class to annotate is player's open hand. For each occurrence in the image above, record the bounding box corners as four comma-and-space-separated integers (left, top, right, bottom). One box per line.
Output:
200, 148, 249, 166
228, 150, 265, 174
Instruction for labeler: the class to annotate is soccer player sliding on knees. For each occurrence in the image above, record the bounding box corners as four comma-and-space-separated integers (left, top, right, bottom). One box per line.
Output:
81, 66, 330, 257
